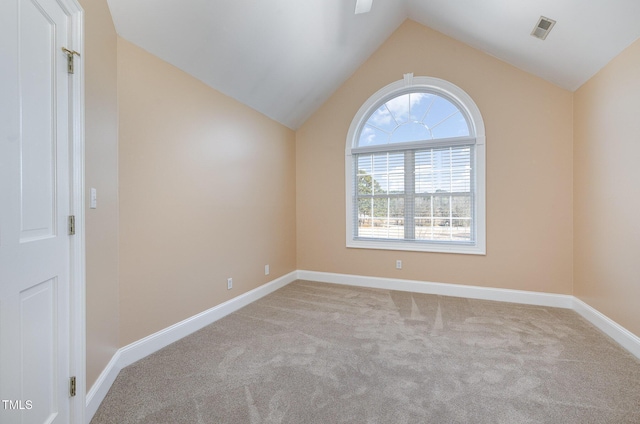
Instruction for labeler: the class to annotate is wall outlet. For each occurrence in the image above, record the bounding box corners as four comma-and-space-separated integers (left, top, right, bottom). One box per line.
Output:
227, 278, 233, 290
396, 260, 402, 270
265, 264, 270, 275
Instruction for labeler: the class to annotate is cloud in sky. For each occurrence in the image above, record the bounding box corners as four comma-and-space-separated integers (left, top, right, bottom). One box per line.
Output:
359, 92, 469, 146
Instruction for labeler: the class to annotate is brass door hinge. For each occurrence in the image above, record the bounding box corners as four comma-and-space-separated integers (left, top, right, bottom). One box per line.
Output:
62, 47, 80, 74
69, 376, 76, 397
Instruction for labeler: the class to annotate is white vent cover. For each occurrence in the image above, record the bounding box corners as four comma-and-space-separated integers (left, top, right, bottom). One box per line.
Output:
355, 0, 373, 14
531, 16, 556, 40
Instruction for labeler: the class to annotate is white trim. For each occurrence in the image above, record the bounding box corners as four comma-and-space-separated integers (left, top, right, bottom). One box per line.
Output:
347, 239, 486, 255
345, 76, 486, 255
572, 297, 640, 359
117, 270, 296, 367
57, 1, 86, 423
296, 271, 640, 360
352, 136, 476, 155
345, 77, 486, 147
85, 350, 121, 422
297, 270, 573, 308
86, 271, 640, 422
84, 271, 298, 423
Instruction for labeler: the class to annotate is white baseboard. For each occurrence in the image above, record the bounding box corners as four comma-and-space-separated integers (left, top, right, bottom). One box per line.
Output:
85, 350, 121, 422
297, 270, 574, 309
298, 271, 639, 360
85, 270, 297, 423
86, 270, 640, 423
117, 270, 297, 369
572, 297, 640, 359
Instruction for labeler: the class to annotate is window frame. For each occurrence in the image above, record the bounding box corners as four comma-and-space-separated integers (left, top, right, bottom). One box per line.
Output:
345, 75, 486, 255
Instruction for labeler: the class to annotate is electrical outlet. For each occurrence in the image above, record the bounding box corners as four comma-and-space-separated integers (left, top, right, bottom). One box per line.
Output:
265, 264, 270, 275
227, 278, 233, 290
396, 260, 402, 270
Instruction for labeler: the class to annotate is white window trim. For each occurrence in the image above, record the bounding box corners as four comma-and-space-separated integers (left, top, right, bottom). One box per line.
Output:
345, 75, 486, 255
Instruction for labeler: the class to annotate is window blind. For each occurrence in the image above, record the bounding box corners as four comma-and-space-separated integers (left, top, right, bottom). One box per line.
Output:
354, 145, 474, 243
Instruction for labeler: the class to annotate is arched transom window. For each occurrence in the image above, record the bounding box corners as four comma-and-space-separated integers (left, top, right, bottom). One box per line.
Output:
359, 91, 470, 146
346, 75, 486, 254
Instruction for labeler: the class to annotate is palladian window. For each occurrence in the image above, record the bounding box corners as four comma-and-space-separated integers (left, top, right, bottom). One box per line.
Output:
345, 75, 486, 254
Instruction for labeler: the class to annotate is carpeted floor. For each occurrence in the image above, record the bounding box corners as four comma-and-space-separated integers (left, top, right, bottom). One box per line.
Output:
91, 280, 640, 423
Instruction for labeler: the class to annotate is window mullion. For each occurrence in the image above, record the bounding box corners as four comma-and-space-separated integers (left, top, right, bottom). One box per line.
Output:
353, 156, 359, 237
404, 150, 415, 240
449, 147, 453, 236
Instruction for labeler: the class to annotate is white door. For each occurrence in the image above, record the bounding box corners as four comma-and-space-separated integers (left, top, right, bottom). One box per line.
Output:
0, 0, 78, 422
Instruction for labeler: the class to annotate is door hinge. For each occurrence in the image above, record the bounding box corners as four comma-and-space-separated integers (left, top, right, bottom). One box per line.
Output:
69, 376, 76, 397
62, 47, 80, 74
68, 215, 75, 235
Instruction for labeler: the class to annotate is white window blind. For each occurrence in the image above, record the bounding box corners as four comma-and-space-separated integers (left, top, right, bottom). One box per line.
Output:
354, 145, 474, 244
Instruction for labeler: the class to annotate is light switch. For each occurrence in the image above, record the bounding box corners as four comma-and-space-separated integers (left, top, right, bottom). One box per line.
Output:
90, 188, 97, 209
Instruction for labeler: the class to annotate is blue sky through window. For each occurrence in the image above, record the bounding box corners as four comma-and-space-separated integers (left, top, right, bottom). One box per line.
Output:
358, 92, 470, 146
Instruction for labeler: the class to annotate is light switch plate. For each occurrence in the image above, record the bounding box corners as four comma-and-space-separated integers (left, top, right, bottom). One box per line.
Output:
90, 188, 97, 209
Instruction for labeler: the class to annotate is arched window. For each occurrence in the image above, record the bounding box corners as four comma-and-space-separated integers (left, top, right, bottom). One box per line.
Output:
345, 75, 485, 254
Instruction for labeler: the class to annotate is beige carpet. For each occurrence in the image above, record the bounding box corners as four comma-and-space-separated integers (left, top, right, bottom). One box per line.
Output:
91, 280, 640, 423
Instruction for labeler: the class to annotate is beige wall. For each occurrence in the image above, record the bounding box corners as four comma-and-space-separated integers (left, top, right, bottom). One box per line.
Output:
80, 0, 120, 389
83, 13, 639, 390
117, 38, 297, 345
296, 20, 574, 294
574, 38, 640, 337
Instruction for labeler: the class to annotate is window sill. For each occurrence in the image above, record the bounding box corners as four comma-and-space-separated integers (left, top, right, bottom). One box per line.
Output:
347, 239, 486, 255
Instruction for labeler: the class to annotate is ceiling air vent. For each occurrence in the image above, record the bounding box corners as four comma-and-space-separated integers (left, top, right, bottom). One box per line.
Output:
531, 16, 556, 40
355, 0, 373, 14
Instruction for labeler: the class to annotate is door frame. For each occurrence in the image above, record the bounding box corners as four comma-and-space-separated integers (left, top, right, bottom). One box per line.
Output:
58, 0, 85, 422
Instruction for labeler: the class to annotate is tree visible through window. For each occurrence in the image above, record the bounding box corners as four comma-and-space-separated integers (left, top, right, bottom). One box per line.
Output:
346, 76, 485, 254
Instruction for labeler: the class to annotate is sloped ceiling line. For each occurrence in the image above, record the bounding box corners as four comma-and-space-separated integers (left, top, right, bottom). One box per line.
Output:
106, 0, 640, 129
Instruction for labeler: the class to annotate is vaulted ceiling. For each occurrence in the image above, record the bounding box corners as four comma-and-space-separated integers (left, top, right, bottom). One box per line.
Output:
106, 0, 640, 129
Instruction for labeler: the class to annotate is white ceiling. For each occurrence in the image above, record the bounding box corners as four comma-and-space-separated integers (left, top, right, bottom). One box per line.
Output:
106, 0, 640, 129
